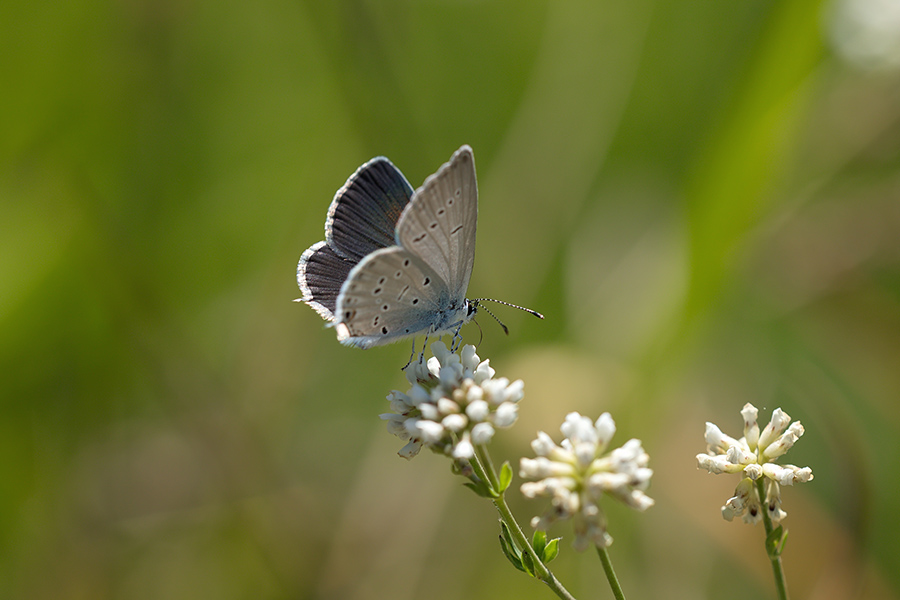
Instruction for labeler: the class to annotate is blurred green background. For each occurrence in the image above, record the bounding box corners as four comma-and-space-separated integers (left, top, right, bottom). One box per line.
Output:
3, 0, 899, 598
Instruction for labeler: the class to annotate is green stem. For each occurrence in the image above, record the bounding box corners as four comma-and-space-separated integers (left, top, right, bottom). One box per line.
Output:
472, 445, 577, 600
756, 479, 789, 600
595, 545, 626, 600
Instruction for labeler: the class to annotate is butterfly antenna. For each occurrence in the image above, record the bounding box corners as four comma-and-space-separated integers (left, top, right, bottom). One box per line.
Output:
473, 298, 544, 320
473, 302, 509, 335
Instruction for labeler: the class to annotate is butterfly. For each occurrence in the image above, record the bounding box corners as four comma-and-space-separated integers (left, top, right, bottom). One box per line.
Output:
297, 145, 483, 350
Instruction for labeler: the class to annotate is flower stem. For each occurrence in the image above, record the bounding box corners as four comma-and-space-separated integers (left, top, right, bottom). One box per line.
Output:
472, 445, 577, 600
756, 479, 789, 600
595, 545, 626, 600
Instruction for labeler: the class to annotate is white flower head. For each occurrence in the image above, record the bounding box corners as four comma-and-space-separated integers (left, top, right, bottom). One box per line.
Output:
697, 403, 814, 524
384, 343, 524, 460
520, 411, 654, 551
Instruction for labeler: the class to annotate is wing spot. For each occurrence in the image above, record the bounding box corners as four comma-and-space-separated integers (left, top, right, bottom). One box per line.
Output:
423, 277, 430, 286
373, 288, 382, 295
451, 225, 463, 234
429, 222, 438, 230
413, 233, 427, 242
378, 277, 386, 285
412, 298, 419, 305
447, 198, 454, 205
394, 270, 402, 278
398, 286, 409, 300
372, 316, 379, 326
381, 304, 389, 311
437, 208, 445, 216
455, 188, 461, 196
403, 259, 410, 266
381, 326, 389, 335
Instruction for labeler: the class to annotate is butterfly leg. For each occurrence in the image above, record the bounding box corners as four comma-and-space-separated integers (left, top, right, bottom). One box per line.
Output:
449, 322, 465, 352
419, 332, 431, 363
400, 338, 418, 370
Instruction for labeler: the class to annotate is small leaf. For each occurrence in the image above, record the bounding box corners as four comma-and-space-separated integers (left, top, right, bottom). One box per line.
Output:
542, 538, 560, 563
464, 481, 493, 498
521, 550, 536, 577
532, 530, 547, 556
499, 535, 526, 572
500, 522, 518, 555
498, 461, 513, 493
765, 526, 788, 558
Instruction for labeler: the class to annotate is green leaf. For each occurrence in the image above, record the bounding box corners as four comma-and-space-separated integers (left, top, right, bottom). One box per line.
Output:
521, 550, 536, 577
500, 522, 518, 553
498, 461, 513, 493
532, 529, 547, 556
463, 481, 494, 498
766, 525, 788, 558
542, 537, 560, 563
499, 534, 525, 572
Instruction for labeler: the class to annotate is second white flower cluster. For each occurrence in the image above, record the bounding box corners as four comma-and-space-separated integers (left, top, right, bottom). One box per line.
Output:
382, 342, 524, 460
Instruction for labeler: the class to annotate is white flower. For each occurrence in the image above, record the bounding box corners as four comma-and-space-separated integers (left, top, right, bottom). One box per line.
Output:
520, 412, 654, 551
697, 403, 814, 524
381, 342, 524, 460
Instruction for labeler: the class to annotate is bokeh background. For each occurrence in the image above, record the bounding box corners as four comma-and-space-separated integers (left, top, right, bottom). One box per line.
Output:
3, 0, 899, 598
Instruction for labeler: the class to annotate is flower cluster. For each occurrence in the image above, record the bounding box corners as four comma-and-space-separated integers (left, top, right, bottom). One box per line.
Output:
381, 342, 524, 460
697, 403, 814, 524
519, 412, 654, 551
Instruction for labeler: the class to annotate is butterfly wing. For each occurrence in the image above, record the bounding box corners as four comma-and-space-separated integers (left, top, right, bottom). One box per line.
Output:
297, 241, 355, 321
395, 145, 477, 300
326, 156, 414, 261
334, 246, 459, 348
298, 156, 413, 320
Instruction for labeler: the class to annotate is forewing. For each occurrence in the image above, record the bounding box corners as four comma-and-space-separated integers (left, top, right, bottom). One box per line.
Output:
334, 247, 451, 348
326, 156, 414, 261
297, 241, 355, 321
395, 145, 477, 298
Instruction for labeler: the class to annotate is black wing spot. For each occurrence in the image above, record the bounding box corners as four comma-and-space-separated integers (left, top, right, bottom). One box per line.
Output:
451, 225, 463, 234
455, 188, 461, 196
372, 316, 379, 326
378, 277, 386, 285
413, 233, 426, 242
429, 222, 438, 230
394, 271, 402, 278
412, 298, 419, 305
397, 286, 409, 300
423, 277, 430, 286
447, 197, 454, 205
437, 208, 445, 216
373, 288, 382, 295
381, 304, 389, 311
381, 326, 389, 335
403, 259, 410, 266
